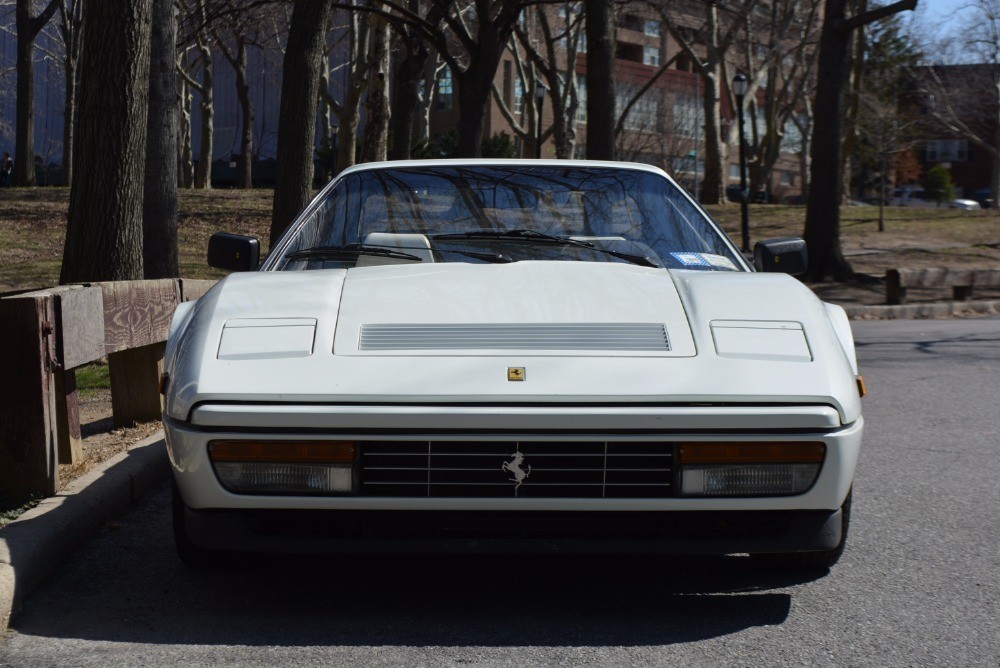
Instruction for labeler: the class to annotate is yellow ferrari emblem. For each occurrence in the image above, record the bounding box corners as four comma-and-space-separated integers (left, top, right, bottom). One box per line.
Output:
507, 367, 526, 381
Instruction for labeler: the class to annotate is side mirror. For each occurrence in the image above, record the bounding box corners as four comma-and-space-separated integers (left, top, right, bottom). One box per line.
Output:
754, 237, 807, 276
208, 232, 260, 271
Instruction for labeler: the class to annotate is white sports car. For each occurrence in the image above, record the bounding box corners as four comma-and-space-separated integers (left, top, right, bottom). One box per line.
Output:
163, 159, 864, 570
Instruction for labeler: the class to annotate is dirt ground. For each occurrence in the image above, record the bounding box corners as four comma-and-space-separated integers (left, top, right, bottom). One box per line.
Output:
56, 390, 161, 492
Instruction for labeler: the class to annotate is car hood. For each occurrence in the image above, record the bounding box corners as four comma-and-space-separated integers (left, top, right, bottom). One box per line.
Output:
164, 262, 861, 424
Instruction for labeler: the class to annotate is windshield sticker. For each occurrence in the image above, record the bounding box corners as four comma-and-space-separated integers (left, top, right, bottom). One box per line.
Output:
671, 252, 738, 270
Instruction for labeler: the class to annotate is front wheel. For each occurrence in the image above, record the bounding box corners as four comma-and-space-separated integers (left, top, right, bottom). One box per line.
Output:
171, 478, 222, 568
751, 489, 852, 571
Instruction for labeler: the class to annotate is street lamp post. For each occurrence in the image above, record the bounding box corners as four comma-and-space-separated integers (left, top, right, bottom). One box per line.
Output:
732, 73, 750, 254
535, 82, 547, 160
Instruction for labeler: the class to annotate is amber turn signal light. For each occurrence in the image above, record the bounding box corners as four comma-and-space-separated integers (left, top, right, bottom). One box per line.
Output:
208, 440, 358, 463
677, 442, 825, 464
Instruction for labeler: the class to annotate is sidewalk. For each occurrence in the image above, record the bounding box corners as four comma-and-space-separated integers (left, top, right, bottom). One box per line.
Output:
0, 433, 169, 629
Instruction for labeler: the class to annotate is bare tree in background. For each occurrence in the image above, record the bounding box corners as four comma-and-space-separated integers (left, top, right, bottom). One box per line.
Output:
803, 0, 917, 282
270, 0, 332, 246
144, 0, 179, 278
360, 5, 391, 163
915, 0, 1000, 206
585, 0, 615, 159
656, 0, 759, 204
61, 0, 153, 283
495, 3, 587, 159
739, 0, 822, 200
14, 0, 60, 186
178, 0, 216, 189
56, 0, 84, 187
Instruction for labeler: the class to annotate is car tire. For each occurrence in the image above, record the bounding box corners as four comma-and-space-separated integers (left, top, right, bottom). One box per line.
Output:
171, 478, 222, 568
751, 488, 852, 571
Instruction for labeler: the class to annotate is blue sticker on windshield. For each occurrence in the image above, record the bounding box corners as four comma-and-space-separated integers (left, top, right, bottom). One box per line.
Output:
671, 252, 738, 270
671, 252, 712, 267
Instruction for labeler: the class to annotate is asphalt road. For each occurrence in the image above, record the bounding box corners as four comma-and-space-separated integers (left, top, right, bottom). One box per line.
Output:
1, 318, 998, 667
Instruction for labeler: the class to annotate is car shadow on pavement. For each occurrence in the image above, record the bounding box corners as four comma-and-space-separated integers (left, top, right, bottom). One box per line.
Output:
8, 487, 824, 649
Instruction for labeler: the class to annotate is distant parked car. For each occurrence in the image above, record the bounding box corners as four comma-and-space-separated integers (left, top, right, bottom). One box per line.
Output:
972, 188, 994, 209
890, 188, 981, 210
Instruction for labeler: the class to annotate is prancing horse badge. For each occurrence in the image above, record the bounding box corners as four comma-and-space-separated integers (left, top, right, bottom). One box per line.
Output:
507, 367, 525, 381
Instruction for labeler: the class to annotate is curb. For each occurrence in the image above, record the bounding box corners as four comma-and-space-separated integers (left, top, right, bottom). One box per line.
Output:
0, 432, 169, 630
843, 299, 1000, 320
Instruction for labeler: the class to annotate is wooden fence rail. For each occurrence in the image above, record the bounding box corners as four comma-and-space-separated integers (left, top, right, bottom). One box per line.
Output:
0, 279, 215, 506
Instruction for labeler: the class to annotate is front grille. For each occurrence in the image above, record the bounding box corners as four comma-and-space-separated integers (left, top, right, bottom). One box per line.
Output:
360, 441, 674, 498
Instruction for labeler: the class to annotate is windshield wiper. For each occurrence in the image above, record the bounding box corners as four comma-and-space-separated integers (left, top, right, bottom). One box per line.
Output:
285, 244, 423, 262
434, 229, 596, 248
433, 229, 658, 267
284, 244, 512, 265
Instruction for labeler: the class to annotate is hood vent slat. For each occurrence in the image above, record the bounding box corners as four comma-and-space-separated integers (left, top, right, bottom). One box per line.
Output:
359, 323, 670, 351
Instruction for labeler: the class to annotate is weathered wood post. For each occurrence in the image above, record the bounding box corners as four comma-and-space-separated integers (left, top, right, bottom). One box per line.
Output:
98, 280, 180, 427
0, 292, 60, 505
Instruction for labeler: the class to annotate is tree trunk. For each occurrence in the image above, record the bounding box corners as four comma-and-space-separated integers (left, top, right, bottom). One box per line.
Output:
178, 77, 195, 187
804, 0, 854, 281
584, 0, 615, 160
388, 45, 427, 161
14, 0, 59, 186
60, 1, 84, 188
143, 0, 179, 279
61, 0, 153, 284
803, 0, 917, 280
700, 70, 727, 204
388, 0, 427, 161
360, 11, 390, 163
194, 24, 214, 190
234, 40, 254, 189
270, 0, 333, 247
62, 52, 78, 188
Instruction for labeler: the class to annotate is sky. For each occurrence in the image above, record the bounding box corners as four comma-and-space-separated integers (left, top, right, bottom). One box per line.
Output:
915, 0, 973, 37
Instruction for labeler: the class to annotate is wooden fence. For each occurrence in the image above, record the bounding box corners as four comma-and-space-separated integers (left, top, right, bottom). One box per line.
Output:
0, 279, 215, 507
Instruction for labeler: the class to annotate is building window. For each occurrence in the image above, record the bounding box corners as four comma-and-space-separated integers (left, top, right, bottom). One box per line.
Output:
436, 68, 453, 111
729, 164, 741, 180
925, 139, 969, 162
673, 93, 699, 138
513, 79, 524, 115
643, 45, 660, 67
616, 85, 660, 131
781, 171, 795, 186
576, 75, 587, 123
644, 20, 661, 37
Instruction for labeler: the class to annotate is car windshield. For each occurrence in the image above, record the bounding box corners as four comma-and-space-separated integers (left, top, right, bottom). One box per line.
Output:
267, 164, 745, 272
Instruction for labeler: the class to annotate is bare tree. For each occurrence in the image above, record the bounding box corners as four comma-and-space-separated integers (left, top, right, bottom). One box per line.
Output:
61, 0, 153, 283
656, 0, 759, 204
144, 0, 179, 279
915, 0, 1000, 205
360, 6, 391, 163
210, 0, 285, 188
270, 0, 333, 246
497, 3, 585, 159
738, 0, 822, 200
14, 0, 60, 186
178, 0, 216, 189
55, 0, 84, 187
803, 0, 917, 282
585, 0, 615, 159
